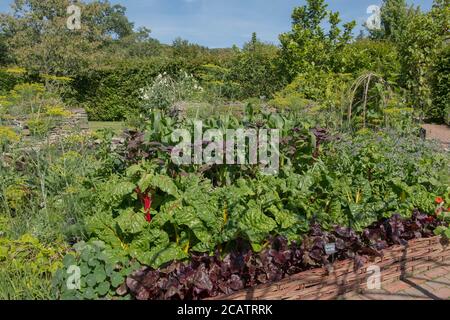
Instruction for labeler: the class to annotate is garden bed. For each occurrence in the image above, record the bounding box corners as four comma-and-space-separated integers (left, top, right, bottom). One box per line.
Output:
208, 236, 449, 300
125, 211, 449, 300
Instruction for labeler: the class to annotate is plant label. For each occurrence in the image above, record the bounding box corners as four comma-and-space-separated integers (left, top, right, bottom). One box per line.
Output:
324, 243, 336, 255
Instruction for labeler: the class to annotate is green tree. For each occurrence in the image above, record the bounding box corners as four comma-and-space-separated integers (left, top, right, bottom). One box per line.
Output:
101, 4, 134, 39
0, 34, 9, 66
369, 0, 417, 42
0, 0, 135, 77
336, 39, 400, 82
431, 45, 450, 124
172, 37, 212, 63
396, 1, 448, 120
228, 33, 281, 99
367, 0, 448, 122
279, 0, 355, 81
104, 27, 163, 59
430, 0, 450, 123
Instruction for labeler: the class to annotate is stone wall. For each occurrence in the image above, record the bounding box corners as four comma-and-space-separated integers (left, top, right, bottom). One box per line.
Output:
4, 108, 90, 145
45, 108, 89, 144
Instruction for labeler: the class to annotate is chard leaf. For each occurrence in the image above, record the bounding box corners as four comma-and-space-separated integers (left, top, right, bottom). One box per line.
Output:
238, 205, 277, 243
134, 244, 187, 269
138, 173, 178, 197
116, 208, 147, 234
85, 211, 124, 249
173, 206, 214, 247
267, 206, 297, 229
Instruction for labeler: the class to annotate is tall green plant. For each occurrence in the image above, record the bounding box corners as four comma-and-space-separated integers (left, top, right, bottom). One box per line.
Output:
279, 0, 355, 81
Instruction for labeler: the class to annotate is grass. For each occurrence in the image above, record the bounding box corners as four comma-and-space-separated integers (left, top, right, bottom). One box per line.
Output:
88, 121, 124, 135
0, 269, 55, 300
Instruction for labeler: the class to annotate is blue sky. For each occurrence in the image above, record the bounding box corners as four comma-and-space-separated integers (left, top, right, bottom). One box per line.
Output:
0, 0, 433, 48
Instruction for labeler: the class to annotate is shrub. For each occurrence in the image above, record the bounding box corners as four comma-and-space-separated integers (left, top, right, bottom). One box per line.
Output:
26, 117, 52, 137
0, 68, 27, 95
270, 71, 351, 128
4, 182, 29, 212
73, 57, 197, 121
0, 234, 66, 299
336, 39, 401, 83
1, 83, 64, 118
227, 34, 282, 99
431, 45, 450, 124
45, 106, 72, 118
139, 71, 204, 113
0, 126, 19, 144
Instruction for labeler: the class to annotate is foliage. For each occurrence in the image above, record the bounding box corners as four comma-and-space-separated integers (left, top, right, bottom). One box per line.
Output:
370, 0, 449, 122
396, 8, 443, 119
45, 105, 72, 118
139, 71, 204, 113
79, 109, 448, 273
270, 71, 351, 112
368, 0, 416, 42
433, 195, 450, 239
26, 118, 52, 137
0, 130, 121, 243
1, 83, 46, 116
431, 41, 450, 124
126, 210, 447, 300
0, 126, 19, 147
0, 0, 449, 300
73, 57, 196, 121
344, 72, 403, 130
52, 240, 139, 300
279, 0, 356, 81
0, 83, 72, 139
0, 234, 66, 299
172, 38, 212, 62
227, 33, 282, 99
0, 34, 10, 66
0, 0, 140, 77
0, 67, 27, 94
337, 39, 401, 83
0, 0, 445, 123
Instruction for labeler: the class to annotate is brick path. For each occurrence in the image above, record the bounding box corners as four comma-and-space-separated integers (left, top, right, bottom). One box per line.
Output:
343, 264, 450, 300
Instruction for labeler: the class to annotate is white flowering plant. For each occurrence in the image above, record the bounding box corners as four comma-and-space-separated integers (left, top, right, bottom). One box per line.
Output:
139, 71, 204, 113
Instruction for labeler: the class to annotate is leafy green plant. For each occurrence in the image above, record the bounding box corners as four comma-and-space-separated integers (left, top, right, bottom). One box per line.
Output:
0, 129, 121, 243
396, 3, 447, 121
83, 124, 449, 268
433, 195, 450, 239
53, 241, 139, 300
0, 234, 66, 299
0, 68, 27, 94
434, 225, 450, 240
431, 44, 450, 124
279, 0, 356, 81
26, 117, 52, 136
227, 33, 281, 99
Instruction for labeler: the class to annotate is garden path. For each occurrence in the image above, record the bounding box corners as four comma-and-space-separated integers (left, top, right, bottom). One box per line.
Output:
422, 124, 450, 150
343, 263, 450, 300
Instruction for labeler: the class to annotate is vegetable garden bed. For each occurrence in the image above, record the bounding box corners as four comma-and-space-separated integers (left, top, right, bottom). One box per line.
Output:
125, 211, 449, 301
208, 236, 449, 300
